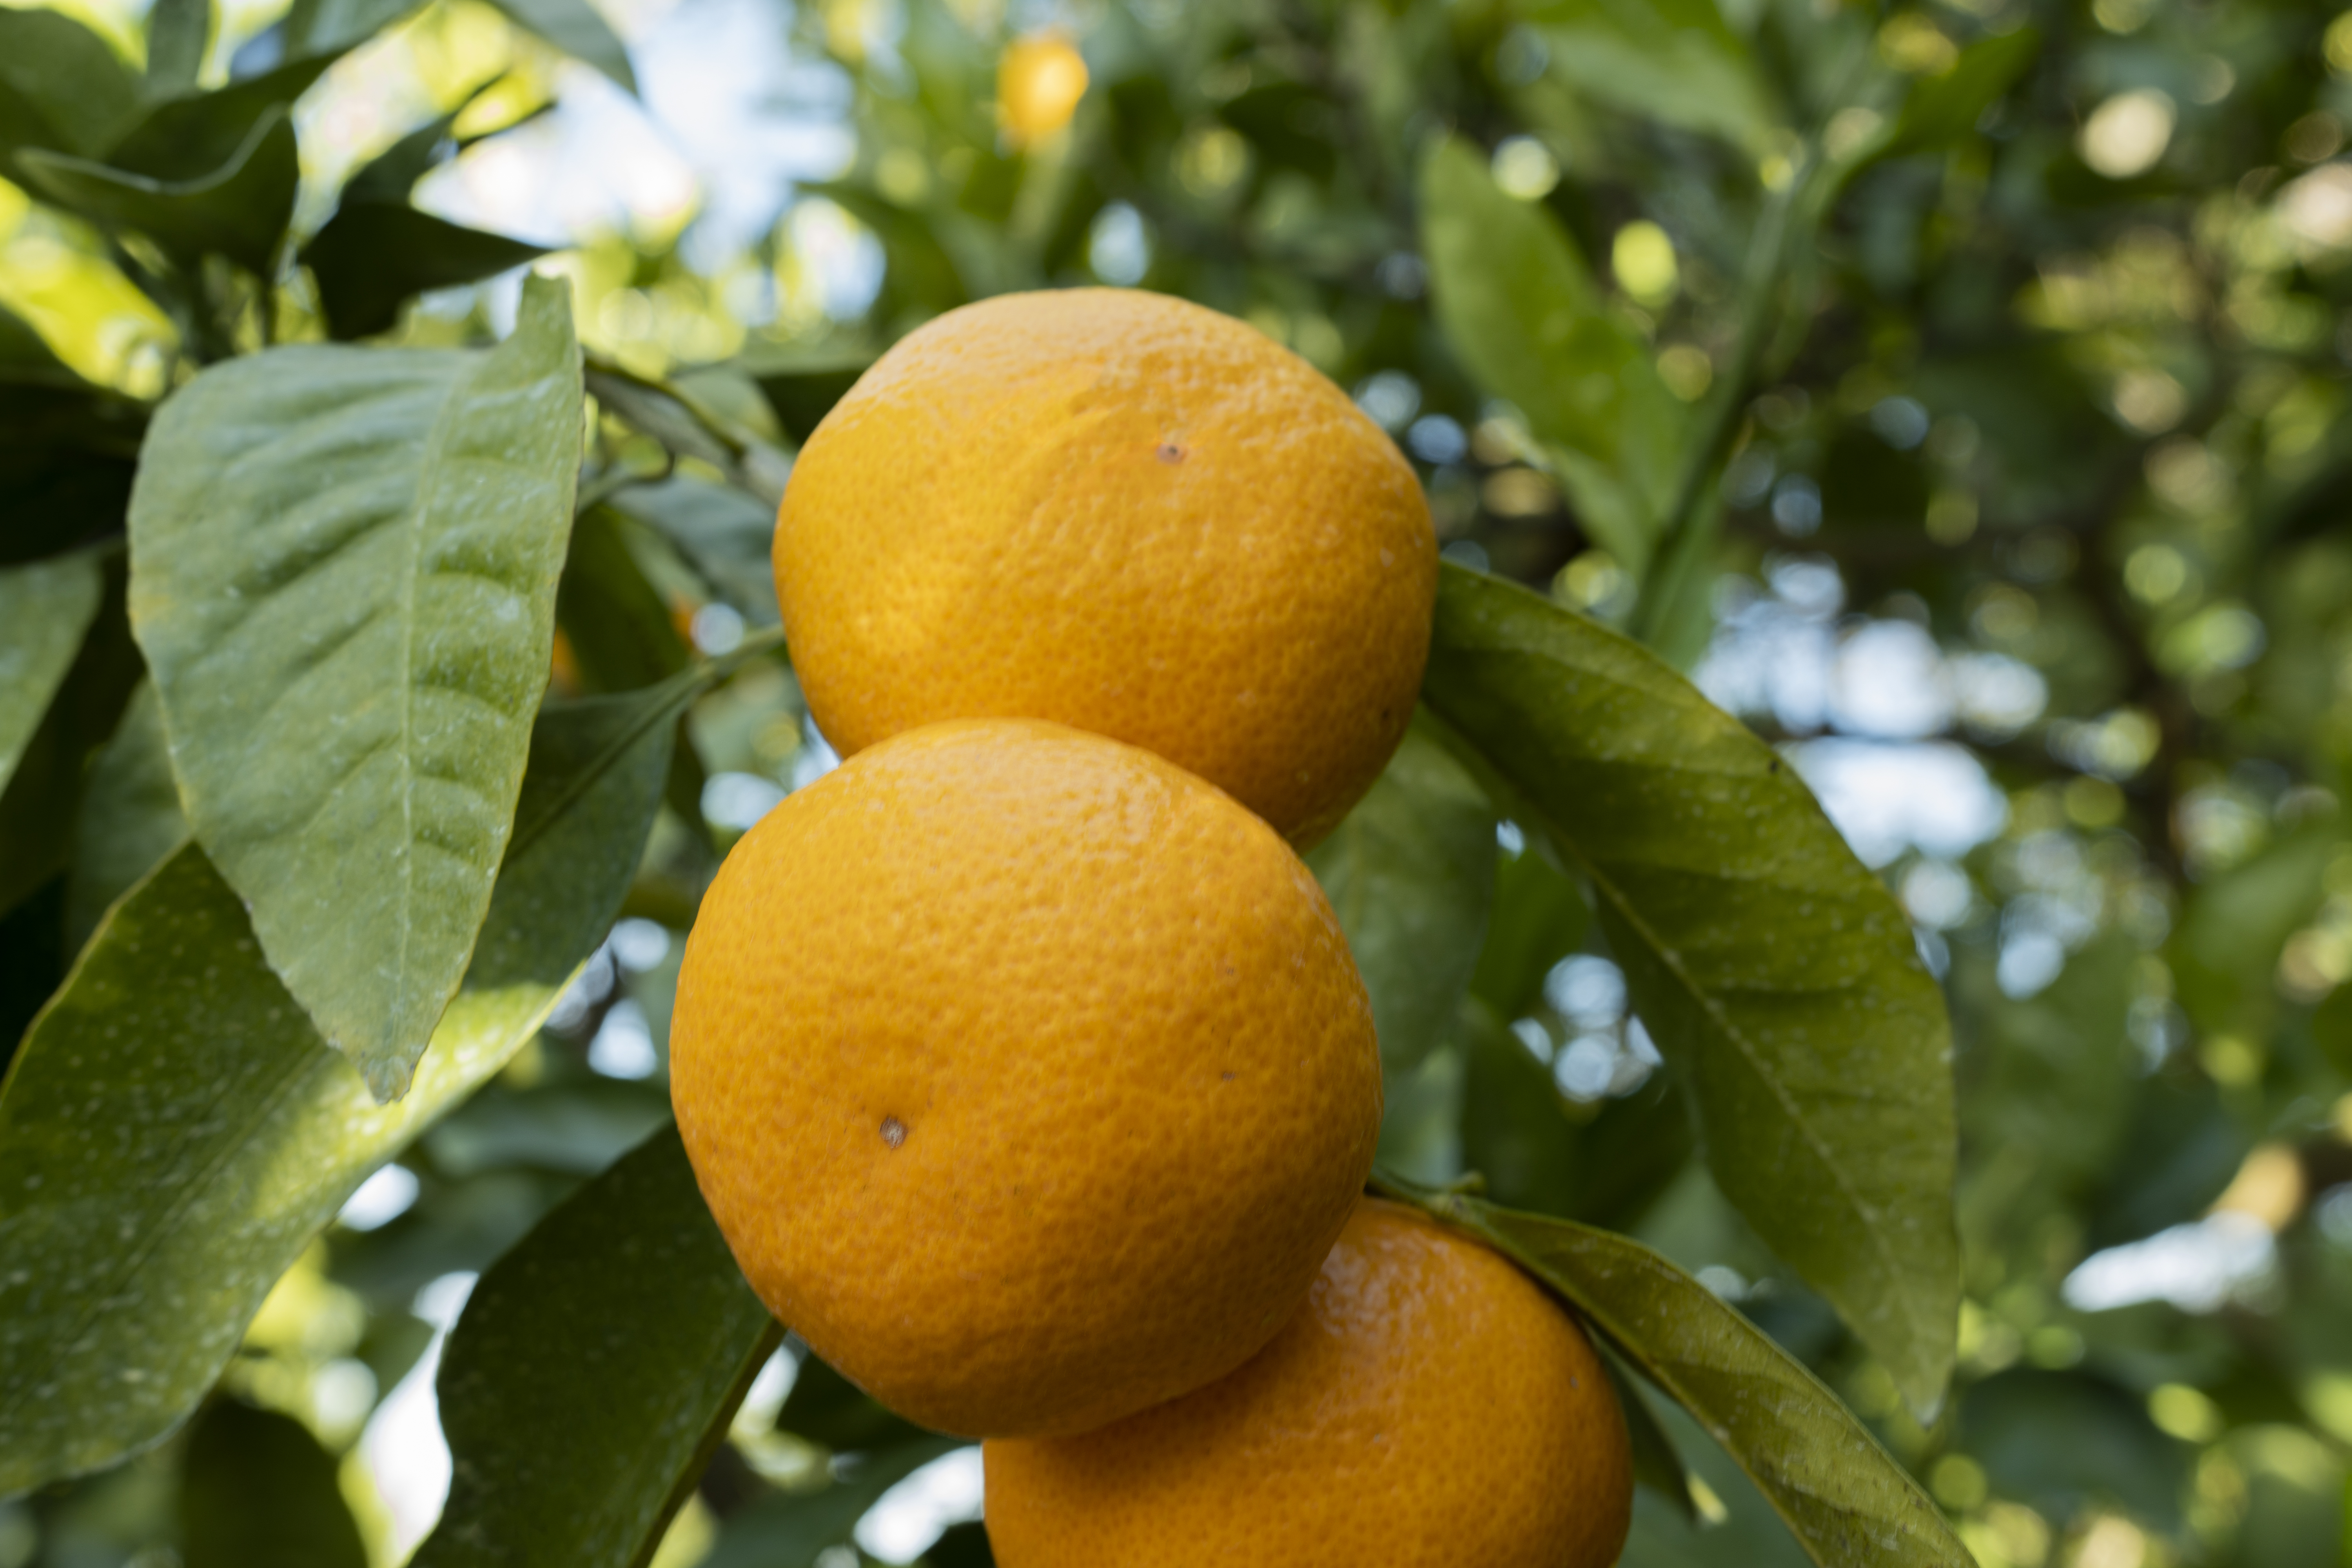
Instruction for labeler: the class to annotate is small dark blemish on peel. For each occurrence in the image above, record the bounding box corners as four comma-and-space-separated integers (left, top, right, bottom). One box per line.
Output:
1157, 443, 1186, 465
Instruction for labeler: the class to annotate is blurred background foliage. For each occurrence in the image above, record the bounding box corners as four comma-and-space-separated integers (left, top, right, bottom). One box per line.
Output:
5, 0, 2352, 1561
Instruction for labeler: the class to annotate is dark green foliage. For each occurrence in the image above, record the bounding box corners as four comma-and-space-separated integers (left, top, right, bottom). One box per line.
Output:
4, 0, 2349, 1562
414, 1128, 781, 1568
178, 1399, 368, 1568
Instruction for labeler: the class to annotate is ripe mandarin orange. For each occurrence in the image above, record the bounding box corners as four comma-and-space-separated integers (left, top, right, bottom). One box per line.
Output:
983, 1198, 1634, 1568
773, 288, 1438, 847
667, 718, 1384, 1438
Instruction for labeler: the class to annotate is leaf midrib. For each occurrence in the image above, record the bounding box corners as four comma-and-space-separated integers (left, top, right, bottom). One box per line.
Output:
1425, 604, 1946, 1387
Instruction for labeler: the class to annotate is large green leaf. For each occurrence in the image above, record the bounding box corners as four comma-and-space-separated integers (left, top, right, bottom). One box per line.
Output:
0, 551, 102, 797
127, 273, 582, 1101
301, 204, 549, 341
178, 1398, 369, 1568
414, 1127, 780, 1568
1377, 1175, 1969, 1568
1418, 136, 1679, 572
104, 50, 345, 181
483, 0, 636, 93
0, 8, 140, 164
1520, 0, 1779, 154
17, 106, 297, 274
0, 675, 678, 1497
1418, 563, 1958, 1416
1306, 721, 1496, 1073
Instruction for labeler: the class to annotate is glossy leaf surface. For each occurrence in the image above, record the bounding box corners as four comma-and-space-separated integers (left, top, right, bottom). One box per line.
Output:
1419, 563, 1958, 1416
0, 676, 676, 1497
414, 1127, 780, 1568
128, 274, 581, 1100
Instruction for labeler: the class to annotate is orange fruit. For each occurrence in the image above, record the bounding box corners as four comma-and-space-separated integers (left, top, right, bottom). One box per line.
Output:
773, 288, 1438, 847
997, 33, 1089, 146
667, 718, 1383, 1438
983, 1198, 1634, 1568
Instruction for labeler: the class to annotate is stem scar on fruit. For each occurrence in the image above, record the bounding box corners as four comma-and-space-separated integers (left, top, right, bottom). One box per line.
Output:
882, 1116, 907, 1149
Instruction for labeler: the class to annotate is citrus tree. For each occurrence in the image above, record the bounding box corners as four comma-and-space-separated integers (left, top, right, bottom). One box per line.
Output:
2, 0, 2349, 1563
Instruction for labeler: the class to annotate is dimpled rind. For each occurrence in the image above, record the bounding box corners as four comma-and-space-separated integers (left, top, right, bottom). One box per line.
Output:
773, 287, 1439, 847
982, 1200, 1635, 1568
668, 719, 1384, 1438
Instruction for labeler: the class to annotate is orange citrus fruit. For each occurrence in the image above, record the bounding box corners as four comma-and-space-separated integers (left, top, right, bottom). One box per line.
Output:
982, 1198, 1634, 1567
667, 718, 1384, 1438
773, 288, 1438, 847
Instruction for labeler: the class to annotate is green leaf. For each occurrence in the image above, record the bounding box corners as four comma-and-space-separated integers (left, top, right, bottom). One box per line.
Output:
700, 1437, 967, 1568
0, 670, 679, 1496
0, 303, 75, 382
413, 1127, 780, 1568
1306, 721, 1495, 1072
1874, 30, 2041, 163
16, 105, 298, 274
610, 477, 779, 625
104, 50, 343, 181
2170, 823, 2335, 1033
0, 552, 103, 797
1417, 563, 1958, 1417
0, 558, 141, 921
556, 507, 694, 693
731, 341, 874, 443
483, 0, 635, 93
1608, 1353, 1698, 1521
1377, 1176, 1971, 1568
178, 1397, 368, 1568
127, 273, 582, 1102
339, 100, 474, 206
1520, 0, 1779, 154
63, 681, 188, 952
2315, 984, 2352, 1077
553, 506, 708, 829
1962, 930, 2137, 1237
0, 318, 145, 566
0, 9, 140, 163
1417, 136, 1679, 572
1470, 837, 1591, 1018
143, 0, 212, 101
301, 204, 550, 340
